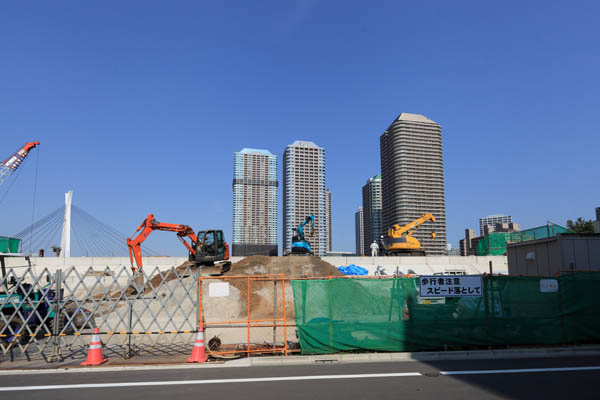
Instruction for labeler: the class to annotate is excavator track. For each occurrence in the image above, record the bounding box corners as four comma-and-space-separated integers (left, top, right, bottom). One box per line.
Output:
174, 260, 231, 276
199, 261, 231, 276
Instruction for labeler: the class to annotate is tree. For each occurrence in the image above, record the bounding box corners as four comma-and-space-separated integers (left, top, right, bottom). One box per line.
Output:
566, 217, 595, 233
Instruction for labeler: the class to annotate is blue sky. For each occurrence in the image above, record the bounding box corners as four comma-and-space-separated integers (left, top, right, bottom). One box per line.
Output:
1, 1, 599, 255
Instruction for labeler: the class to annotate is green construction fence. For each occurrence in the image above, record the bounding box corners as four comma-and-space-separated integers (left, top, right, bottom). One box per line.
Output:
291, 273, 600, 354
476, 223, 571, 256
0, 236, 21, 253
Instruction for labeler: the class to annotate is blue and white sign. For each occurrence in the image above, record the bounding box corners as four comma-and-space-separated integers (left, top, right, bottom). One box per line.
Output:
419, 275, 483, 297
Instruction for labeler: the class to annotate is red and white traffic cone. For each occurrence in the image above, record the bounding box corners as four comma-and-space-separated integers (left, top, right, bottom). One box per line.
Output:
81, 327, 108, 366
187, 325, 207, 363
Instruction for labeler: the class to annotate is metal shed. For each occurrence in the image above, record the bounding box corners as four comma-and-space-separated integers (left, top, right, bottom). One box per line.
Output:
507, 233, 600, 276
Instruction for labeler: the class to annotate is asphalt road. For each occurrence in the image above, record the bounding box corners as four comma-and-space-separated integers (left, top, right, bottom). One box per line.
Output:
1, 356, 599, 399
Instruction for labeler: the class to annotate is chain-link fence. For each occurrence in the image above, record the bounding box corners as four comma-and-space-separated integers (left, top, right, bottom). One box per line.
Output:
0, 265, 199, 363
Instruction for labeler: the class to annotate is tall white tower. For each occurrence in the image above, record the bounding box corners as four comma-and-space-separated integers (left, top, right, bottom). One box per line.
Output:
60, 190, 72, 258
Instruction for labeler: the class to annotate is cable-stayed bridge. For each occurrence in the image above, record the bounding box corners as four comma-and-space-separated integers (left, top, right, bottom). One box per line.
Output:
13, 191, 159, 257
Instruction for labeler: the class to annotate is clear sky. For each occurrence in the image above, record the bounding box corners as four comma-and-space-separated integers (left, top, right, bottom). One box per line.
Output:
1, 1, 599, 255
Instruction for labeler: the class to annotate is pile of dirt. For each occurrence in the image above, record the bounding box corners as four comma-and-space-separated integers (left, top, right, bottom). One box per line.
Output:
95, 262, 199, 300
228, 255, 342, 278
137, 255, 340, 293
145, 261, 197, 293
218, 256, 342, 322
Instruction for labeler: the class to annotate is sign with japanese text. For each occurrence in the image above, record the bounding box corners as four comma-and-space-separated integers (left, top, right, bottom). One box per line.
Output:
419, 275, 483, 297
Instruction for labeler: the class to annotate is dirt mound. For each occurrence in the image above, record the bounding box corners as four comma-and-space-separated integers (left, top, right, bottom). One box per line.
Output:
228, 255, 342, 278
217, 256, 341, 323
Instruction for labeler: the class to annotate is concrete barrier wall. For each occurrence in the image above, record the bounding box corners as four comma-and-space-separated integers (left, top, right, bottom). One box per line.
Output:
3, 256, 246, 274
3, 255, 507, 275
321, 255, 508, 275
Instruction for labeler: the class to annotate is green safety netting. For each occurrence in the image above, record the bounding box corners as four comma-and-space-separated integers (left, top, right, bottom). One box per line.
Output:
476, 224, 571, 256
291, 273, 600, 354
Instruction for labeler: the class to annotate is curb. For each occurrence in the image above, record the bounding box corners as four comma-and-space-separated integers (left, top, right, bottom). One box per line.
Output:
1, 345, 599, 375
249, 345, 600, 366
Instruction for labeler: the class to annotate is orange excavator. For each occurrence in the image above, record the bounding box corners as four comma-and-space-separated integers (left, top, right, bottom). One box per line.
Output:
126, 214, 231, 275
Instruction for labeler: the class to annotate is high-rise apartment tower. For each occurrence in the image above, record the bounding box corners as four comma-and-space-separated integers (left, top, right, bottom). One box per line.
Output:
282, 141, 327, 256
232, 148, 278, 256
326, 188, 332, 251
380, 113, 447, 255
362, 174, 383, 255
355, 206, 364, 256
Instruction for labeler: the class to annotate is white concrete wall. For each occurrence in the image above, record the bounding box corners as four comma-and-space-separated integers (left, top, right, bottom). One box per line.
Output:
3, 255, 507, 276
321, 255, 508, 275
3, 256, 246, 274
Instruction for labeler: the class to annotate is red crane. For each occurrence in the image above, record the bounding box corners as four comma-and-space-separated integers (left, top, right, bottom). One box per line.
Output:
0, 141, 40, 187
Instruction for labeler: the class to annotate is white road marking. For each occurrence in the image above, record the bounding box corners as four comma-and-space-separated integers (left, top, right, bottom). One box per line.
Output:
440, 366, 600, 375
2, 365, 599, 391
0, 372, 422, 391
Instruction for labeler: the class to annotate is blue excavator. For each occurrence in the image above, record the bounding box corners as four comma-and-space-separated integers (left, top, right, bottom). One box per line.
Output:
290, 215, 315, 255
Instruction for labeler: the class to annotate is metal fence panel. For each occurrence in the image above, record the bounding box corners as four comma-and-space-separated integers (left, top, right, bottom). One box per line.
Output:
0, 267, 56, 360
1, 265, 199, 362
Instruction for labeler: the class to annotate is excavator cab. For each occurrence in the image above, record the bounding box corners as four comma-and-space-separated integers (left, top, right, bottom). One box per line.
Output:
192, 230, 231, 274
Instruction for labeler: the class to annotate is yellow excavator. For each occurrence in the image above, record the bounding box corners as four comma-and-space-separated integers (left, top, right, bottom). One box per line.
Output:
383, 213, 436, 256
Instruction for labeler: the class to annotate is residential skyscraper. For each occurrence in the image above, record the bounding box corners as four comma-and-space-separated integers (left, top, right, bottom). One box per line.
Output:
282, 141, 327, 256
232, 148, 278, 256
479, 214, 513, 236
326, 188, 332, 251
380, 113, 447, 255
362, 174, 383, 255
355, 206, 364, 256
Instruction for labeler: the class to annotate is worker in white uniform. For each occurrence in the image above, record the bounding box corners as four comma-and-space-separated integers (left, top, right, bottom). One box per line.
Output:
370, 241, 379, 257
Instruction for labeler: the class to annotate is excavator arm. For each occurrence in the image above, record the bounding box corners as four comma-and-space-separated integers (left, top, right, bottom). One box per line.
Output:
388, 213, 436, 239
126, 213, 198, 274
296, 214, 315, 241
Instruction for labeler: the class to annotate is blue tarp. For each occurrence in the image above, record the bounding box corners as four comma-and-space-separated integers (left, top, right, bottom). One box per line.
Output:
337, 264, 368, 275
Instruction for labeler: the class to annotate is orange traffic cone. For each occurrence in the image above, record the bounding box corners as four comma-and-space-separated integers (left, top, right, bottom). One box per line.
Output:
81, 328, 108, 366
187, 325, 207, 363
402, 300, 410, 320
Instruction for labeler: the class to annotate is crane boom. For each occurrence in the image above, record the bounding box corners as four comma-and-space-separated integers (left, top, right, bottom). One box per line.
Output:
0, 141, 40, 187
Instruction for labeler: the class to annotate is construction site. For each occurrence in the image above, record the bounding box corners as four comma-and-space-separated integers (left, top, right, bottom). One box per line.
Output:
1, 141, 599, 369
